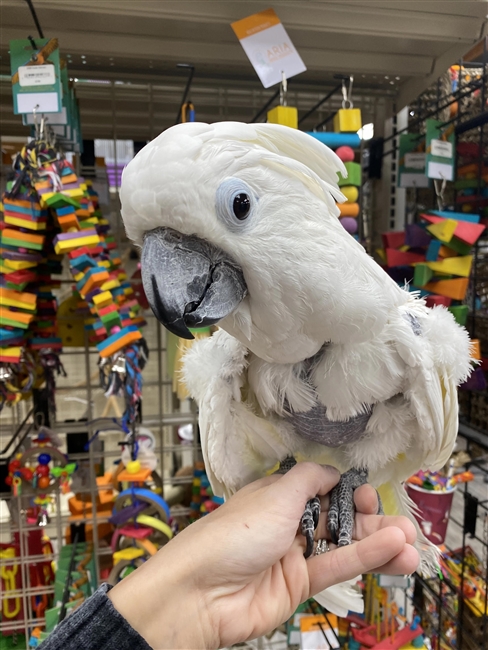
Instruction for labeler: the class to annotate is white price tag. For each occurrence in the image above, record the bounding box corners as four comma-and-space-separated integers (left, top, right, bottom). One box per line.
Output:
431, 139, 453, 159
18, 64, 55, 87
404, 152, 426, 170
231, 9, 306, 88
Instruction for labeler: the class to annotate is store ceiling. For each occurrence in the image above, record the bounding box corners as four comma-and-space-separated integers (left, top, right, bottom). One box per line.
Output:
1, 0, 487, 139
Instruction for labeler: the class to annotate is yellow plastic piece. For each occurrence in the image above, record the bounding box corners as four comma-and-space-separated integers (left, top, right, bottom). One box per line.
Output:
376, 249, 387, 264
334, 108, 362, 132
126, 460, 142, 474
427, 255, 473, 278
0, 548, 21, 619
73, 271, 84, 282
426, 219, 457, 243
267, 105, 298, 129
113, 547, 145, 563
341, 186, 359, 203
136, 514, 173, 540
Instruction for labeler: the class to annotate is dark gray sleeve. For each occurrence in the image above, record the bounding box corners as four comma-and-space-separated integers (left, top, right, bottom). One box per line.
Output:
39, 583, 153, 650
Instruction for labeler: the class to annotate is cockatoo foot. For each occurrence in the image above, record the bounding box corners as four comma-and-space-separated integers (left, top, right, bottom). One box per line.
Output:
301, 496, 321, 558
327, 467, 374, 546
276, 457, 321, 558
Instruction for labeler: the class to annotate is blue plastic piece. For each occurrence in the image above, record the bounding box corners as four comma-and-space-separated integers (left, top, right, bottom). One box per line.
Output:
115, 487, 171, 520
306, 132, 361, 149
426, 239, 442, 261
429, 210, 480, 224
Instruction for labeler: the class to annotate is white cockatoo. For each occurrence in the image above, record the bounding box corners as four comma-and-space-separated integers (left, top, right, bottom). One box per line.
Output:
120, 122, 472, 615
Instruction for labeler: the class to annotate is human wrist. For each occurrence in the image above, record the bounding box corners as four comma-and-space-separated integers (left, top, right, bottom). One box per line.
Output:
108, 540, 218, 649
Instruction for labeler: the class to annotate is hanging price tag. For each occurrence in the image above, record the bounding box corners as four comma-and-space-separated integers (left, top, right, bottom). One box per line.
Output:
18, 64, 55, 87
431, 139, 453, 159
426, 119, 455, 181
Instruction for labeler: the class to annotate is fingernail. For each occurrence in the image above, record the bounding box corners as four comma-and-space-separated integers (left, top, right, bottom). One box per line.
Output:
322, 465, 340, 477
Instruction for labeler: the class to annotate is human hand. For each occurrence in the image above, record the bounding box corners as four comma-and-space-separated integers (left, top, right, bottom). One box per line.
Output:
109, 463, 419, 649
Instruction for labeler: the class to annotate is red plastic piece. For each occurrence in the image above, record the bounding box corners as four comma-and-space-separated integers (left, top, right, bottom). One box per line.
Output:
386, 248, 425, 267
382, 231, 405, 249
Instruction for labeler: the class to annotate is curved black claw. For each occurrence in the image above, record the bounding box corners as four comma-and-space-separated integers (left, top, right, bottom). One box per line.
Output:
301, 496, 321, 558
327, 467, 371, 547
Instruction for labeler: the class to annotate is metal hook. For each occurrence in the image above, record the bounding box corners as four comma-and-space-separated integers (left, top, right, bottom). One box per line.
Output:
434, 176, 447, 211
280, 71, 287, 107
341, 76, 354, 109
32, 104, 40, 139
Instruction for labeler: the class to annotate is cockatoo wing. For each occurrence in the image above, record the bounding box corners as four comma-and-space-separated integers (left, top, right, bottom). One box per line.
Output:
395, 299, 472, 475
182, 329, 292, 499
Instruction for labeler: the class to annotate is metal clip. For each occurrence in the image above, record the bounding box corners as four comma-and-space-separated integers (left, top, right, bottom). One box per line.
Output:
112, 355, 126, 375
280, 71, 288, 107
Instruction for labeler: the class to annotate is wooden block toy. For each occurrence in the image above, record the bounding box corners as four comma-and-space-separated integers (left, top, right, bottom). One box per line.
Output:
426, 219, 457, 243
266, 105, 298, 129
97, 324, 142, 358
338, 161, 361, 186
470, 339, 481, 361
44, 193, 81, 210
54, 229, 100, 254
405, 224, 431, 248
4, 268, 38, 287
448, 305, 468, 326
1, 228, 45, 250
77, 268, 111, 297
413, 264, 433, 287
101, 278, 120, 292
0, 346, 21, 363
338, 202, 359, 218
0, 288, 36, 311
92, 291, 113, 309
0, 307, 34, 329
31, 337, 62, 350
424, 277, 469, 301
386, 248, 425, 267
4, 215, 46, 231
3, 198, 42, 213
57, 214, 80, 232
334, 107, 362, 132
382, 231, 405, 249
70, 254, 98, 273
3, 258, 37, 271
427, 255, 473, 278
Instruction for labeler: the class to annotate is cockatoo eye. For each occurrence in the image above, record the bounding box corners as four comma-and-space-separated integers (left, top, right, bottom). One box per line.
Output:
233, 193, 251, 220
216, 178, 256, 232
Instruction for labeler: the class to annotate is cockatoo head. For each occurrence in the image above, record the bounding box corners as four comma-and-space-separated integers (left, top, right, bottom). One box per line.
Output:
121, 122, 404, 364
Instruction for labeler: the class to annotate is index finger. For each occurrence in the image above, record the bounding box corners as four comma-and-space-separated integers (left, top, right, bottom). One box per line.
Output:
307, 527, 409, 596
269, 462, 340, 518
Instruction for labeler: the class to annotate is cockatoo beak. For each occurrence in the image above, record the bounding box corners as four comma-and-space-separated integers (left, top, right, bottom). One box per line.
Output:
141, 227, 248, 340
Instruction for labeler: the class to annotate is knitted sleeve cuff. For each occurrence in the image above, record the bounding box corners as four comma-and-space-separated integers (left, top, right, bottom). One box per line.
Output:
39, 583, 153, 650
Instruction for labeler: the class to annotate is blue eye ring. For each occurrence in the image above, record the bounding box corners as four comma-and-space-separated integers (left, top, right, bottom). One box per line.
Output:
216, 178, 256, 232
